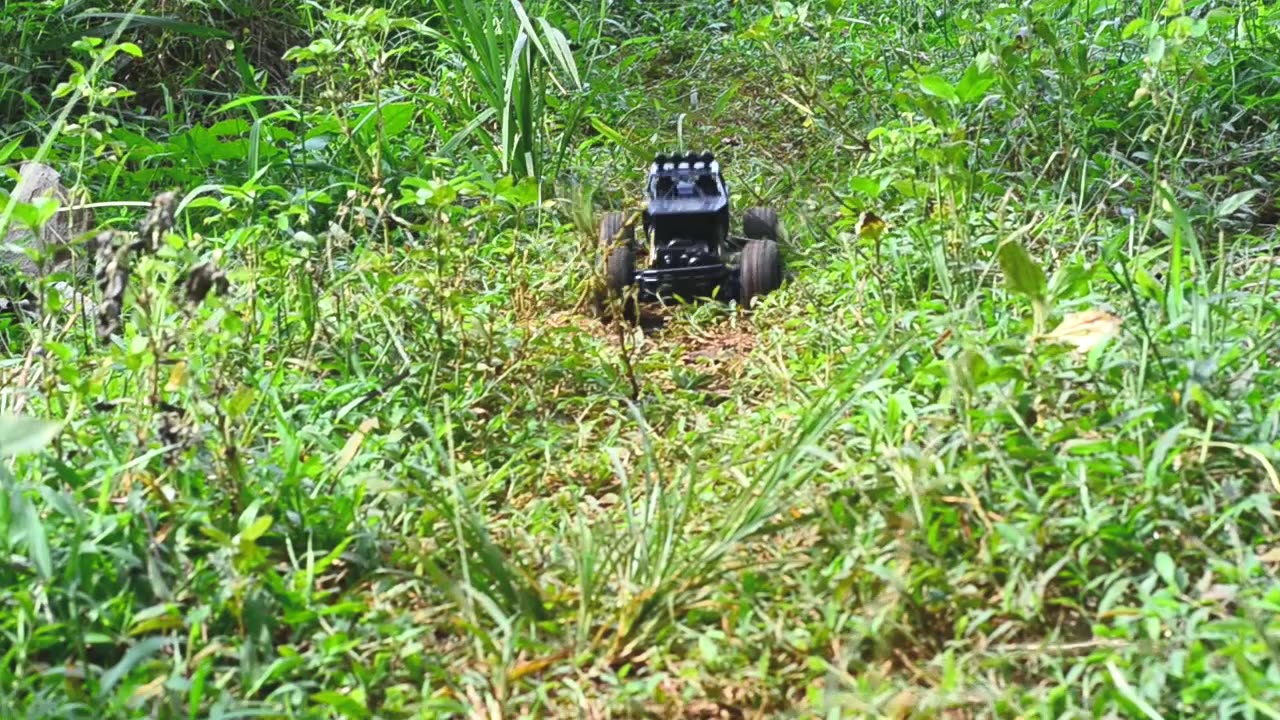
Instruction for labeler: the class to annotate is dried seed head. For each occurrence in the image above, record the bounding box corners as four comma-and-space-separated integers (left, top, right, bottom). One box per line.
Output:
90, 230, 132, 341
135, 191, 178, 254
181, 260, 229, 307
156, 402, 198, 464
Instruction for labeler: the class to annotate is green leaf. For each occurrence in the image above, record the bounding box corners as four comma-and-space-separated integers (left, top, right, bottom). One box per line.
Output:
1122, 18, 1150, 39
1158, 185, 1203, 322
9, 198, 57, 231
949, 348, 989, 397
0, 137, 21, 165
997, 240, 1047, 301
99, 637, 171, 697
127, 335, 149, 357
213, 95, 294, 114
241, 515, 273, 542
0, 415, 62, 457
11, 490, 52, 580
587, 116, 647, 160
1205, 8, 1236, 26
1106, 661, 1167, 720
956, 63, 995, 104
891, 178, 930, 199
1146, 35, 1166, 65
698, 634, 720, 664
1216, 189, 1260, 218
115, 42, 144, 58
374, 102, 416, 140
495, 175, 540, 208
536, 17, 580, 89
1145, 423, 1186, 486
442, 107, 496, 155
311, 691, 370, 719
848, 176, 882, 198
227, 385, 255, 417
1154, 552, 1177, 587
919, 74, 959, 104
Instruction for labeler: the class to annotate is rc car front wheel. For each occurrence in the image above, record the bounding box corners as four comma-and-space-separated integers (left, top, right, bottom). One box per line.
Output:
743, 207, 781, 241
605, 245, 635, 295
599, 210, 637, 294
599, 210, 634, 247
738, 238, 782, 309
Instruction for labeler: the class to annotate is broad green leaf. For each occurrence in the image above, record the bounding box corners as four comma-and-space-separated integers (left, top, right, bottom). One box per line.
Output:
956, 63, 995, 104
1158, 185, 1204, 321
848, 176, 882, 198
891, 178, 930, 199
213, 95, 294, 114
114, 42, 144, 58
369, 102, 416, 140
495, 175, 540, 208
0, 415, 62, 457
1146, 35, 1166, 65
9, 199, 56, 231
997, 240, 1047, 301
587, 116, 647, 160
1147, 422, 1186, 487
1164, 16, 1191, 38
919, 75, 959, 103
442, 107, 497, 155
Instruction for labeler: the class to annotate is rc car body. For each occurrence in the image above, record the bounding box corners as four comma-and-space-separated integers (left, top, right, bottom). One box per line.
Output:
599, 151, 783, 310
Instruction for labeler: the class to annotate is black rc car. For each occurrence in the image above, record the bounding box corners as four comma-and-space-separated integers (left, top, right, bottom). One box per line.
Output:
599, 151, 783, 310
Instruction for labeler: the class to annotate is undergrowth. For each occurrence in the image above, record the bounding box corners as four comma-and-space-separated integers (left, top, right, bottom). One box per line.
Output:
0, 0, 1278, 718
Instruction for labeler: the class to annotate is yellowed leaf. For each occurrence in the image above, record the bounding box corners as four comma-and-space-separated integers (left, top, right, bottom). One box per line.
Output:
1045, 309, 1122, 354
130, 674, 167, 703
858, 211, 886, 240
886, 689, 918, 720
780, 92, 814, 118
164, 360, 187, 392
335, 418, 379, 473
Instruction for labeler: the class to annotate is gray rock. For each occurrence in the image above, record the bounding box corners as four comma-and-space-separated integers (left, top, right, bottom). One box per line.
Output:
3, 161, 94, 279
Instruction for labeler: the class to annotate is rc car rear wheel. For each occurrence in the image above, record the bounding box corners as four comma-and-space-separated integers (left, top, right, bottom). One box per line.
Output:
743, 207, 781, 241
739, 238, 782, 309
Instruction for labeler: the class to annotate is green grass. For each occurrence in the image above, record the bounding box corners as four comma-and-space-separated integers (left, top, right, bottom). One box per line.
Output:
1, 0, 1279, 717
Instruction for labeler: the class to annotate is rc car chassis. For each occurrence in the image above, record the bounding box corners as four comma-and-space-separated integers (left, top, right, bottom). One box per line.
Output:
600, 151, 783, 310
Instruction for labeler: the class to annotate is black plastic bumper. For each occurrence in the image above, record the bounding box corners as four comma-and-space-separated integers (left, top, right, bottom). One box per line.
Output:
633, 263, 736, 302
